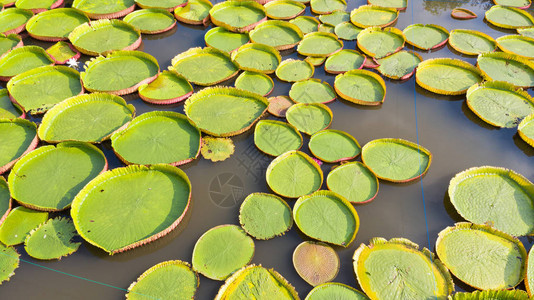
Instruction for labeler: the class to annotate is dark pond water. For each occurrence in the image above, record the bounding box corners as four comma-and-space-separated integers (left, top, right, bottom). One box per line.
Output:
1, 0, 534, 299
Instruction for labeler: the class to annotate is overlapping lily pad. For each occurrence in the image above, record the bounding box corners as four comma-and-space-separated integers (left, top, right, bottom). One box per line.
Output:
293, 241, 339, 286
350, 5, 398, 28
450, 290, 530, 300
376, 50, 422, 80
527, 247, 534, 297
172, 47, 238, 86
416, 58, 483, 95
0, 46, 54, 81
518, 113, 534, 147
368, 0, 407, 10
289, 79, 335, 104
136, 0, 187, 10
15, 0, 62, 13
436, 222, 527, 290
267, 95, 293, 117
138, 70, 193, 104
319, 11, 349, 26
235, 71, 274, 96
309, 129, 360, 162
305, 56, 326, 66
485, 5, 534, 29
72, 0, 136, 19
518, 27, 534, 38
239, 192, 292, 240
0, 33, 21, 57
496, 35, 534, 59
451, 8, 477, 19
0, 178, 10, 227
289, 16, 319, 34
310, 0, 346, 14
275, 59, 314, 82
354, 237, 453, 299
0, 89, 23, 119
249, 20, 304, 50
325, 50, 366, 74
334, 69, 386, 105
200, 136, 235, 162
209, 0, 266, 32
0, 206, 48, 246
327, 162, 378, 204
38, 93, 135, 143
174, 0, 213, 25
123, 9, 177, 34
403, 24, 449, 50
286, 103, 332, 135
294, 190, 358, 246
46, 41, 80, 64
26, 8, 89, 41
357, 27, 404, 58
0, 243, 19, 284
318, 23, 334, 34
204, 27, 249, 53
231, 43, 281, 74
477, 52, 534, 88
24, 217, 81, 260
449, 29, 496, 55
493, 0, 531, 8
71, 164, 192, 254
305, 282, 369, 300
334, 22, 362, 41
0, 118, 38, 174
254, 120, 302, 156
0, 8, 33, 35
297, 32, 343, 57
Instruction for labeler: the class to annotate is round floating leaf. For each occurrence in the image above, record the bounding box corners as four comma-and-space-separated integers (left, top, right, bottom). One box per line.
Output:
319, 11, 349, 26
327, 161, 378, 204
357, 26, 405, 58
254, 120, 302, 156
294, 190, 358, 246
477, 52, 534, 88
135, 0, 187, 10
111, 111, 201, 166
126, 260, 199, 300
46, 41, 80, 64
376, 50, 422, 80
368, 0, 406, 10
235, 71, 274, 96
239, 192, 292, 240
289, 16, 319, 35
72, 0, 135, 19
293, 241, 339, 286
309, 129, 360, 163
289, 79, 335, 104
0, 46, 54, 81
496, 34, 534, 59
205, 27, 249, 53
266, 150, 323, 198
25, 8, 89, 41
485, 5, 534, 29
297, 32, 343, 57
267, 95, 293, 117
353, 237, 453, 299
362, 138, 431, 183
249, 20, 304, 50
466, 80, 534, 128
310, 0, 346, 14
265, 0, 305, 20
0, 89, 23, 119
493, 0, 531, 8
334, 22, 362, 41
123, 9, 176, 34
0, 8, 33, 35
334, 69, 386, 105
7, 65, 83, 114
0, 118, 38, 174
527, 246, 534, 297
325, 50, 366, 74
0, 33, 22, 58
24, 217, 80, 260
201, 136, 235, 162
81, 50, 159, 95
286, 103, 332, 135
448, 29, 496, 55
306, 282, 369, 300
0, 243, 19, 284
449, 166, 534, 236
209, 0, 266, 32
231, 43, 281, 74
416, 58, 483, 95
71, 164, 192, 254
138, 70, 193, 104
518, 27, 534, 38
403, 24, 449, 50
192, 225, 254, 280
350, 5, 398, 28
69, 19, 141, 56
436, 222, 527, 290
172, 47, 238, 86
275, 58, 314, 82
215, 264, 299, 300
451, 8, 477, 19
518, 113, 534, 147
0, 176, 10, 226
305, 56, 326, 66
38, 93, 135, 143
184, 86, 268, 137
174, 0, 212, 25
15, 0, 62, 13
450, 290, 530, 300
0, 206, 48, 246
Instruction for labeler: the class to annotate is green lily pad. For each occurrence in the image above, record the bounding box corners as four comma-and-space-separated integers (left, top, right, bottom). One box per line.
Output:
209, 0, 266, 32
267, 95, 293, 117
25, 8, 89, 41
234, 71, 274, 96
249, 20, 303, 50
275, 58, 314, 82
138, 70, 193, 104
324, 50, 365, 74
485, 5, 534, 29
416, 58, 483, 95
215, 265, 299, 300
201, 136, 235, 162
305, 282, 369, 300
319, 11, 349, 26
289, 16, 319, 34
123, 9, 176, 34
184, 86, 268, 137
450, 290, 530, 300
0, 33, 21, 57
7, 65, 83, 114
0, 89, 23, 119
266, 150, 323, 198
126, 260, 199, 300
357, 26, 405, 58
309, 129, 360, 162
310, 0, 346, 14
0, 206, 48, 246
294, 190, 358, 246
174, 0, 212, 25
81, 50, 159, 95
111, 111, 201, 166
0, 46, 54, 81
527, 246, 534, 297
297, 32, 343, 57
289, 79, 336, 104
239, 192, 292, 240
376, 50, 422, 80
436, 222, 527, 290
493, 0, 531, 8
72, 0, 135, 19
519, 113, 534, 147
0, 118, 38, 174
317, 23, 335, 34
265, 0, 305, 20
204, 27, 249, 53
449, 29, 497, 55
0, 177, 10, 226
362, 138, 431, 183
350, 5, 398, 28
254, 120, 302, 156
0, 8, 33, 35
0, 243, 19, 284
231, 43, 281, 74
24, 217, 81, 260
368, 0, 407, 10
71, 164, 192, 254
334, 22, 361, 41
477, 52, 534, 88
496, 34, 534, 59
334, 69, 386, 105
286, 103, 332, 135
135, 0, 187, 10
192, 225, 254, 280
293, 241, 339, 286
327, 161, 378, 204
172, 47, 238, 86
403, 24, 449, 50
354, 237, 453, 300
46, 41, 80, 64
305, 56, 326, 66
518, 27, 534, 38
466, 80, 534, 128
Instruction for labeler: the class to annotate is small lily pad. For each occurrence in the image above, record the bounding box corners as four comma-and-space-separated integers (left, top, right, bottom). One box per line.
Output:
318, 23, 334, 34
0, 8, 33, 35
485, 5, 534, 29
334, 22, 362, 41
46, 41, 80, 64
305, 56, 326, 66
209, 0, 266, 32
496, 34, 534, 59
416, 58, 483, 95
310, 0, 346, 14
451, 8, 477, 19
72, 0, 135, 19
325, 50, 366, 74
135, 0, 188, 10
267, 95, 293, 117
289, 79, 336, 104
235, 71, 274, 96
239, 192, 292, 240
357, 26, 405, 58
309, 129, 360, 163
201, 136, 235, 162
231, 43, 281, 74
350, 5, 398, 28
0, 206, 48, 246
297, 32, 343, 57
334, 69, 386, 105
376, 50, 422, 80
254, 120, 302, 156
449, 29, 497, 55
327, 161, 378, 204
204, 27, 249, 53
0, 243, 19, 284
493, 0, 531, 8
477, 52, 534, 88
24, 217, 81, 260
368, 0, 407, 10
123, 8, 176, 34
293, 241, 339, 286
249, 20, 303, 50
275, 58, 314, 82
25, 8, 89, 41
286, 103, 332, 135
319, 11, 349, 26
0, 118, 38, 174
172, 47, 238, 86
289, 16, 319, 34
0, 89, 23, 119
0, 33, 22, 58
0, 46, 54, 81
305, 282, 369, 300
403, 24, 449, 50
174, 0, 212, 25
138, 70, 193, 104
518, 113, 534, 147
450, 290, 530, 300
265, 0, 305, 20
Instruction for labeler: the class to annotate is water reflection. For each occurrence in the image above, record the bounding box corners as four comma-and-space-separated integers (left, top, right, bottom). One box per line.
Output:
423, 0, 493, 15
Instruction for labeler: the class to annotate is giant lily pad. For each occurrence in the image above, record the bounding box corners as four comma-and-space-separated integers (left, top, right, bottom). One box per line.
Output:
305, 282, 369, 300
289, 79, 335, 104
0, 177, 10, 227
309, 129, 360, 162
0, 33, 22, 58
46, 41, 80, 64
249, 20, 303, 50
334, 22, 362, 41
325, 50, 365, 74
449, 166, 534, 236
15, 0, 62, 13
24, 217, 81, 260
69, 19, 141, 56
350, 5, 398, 28
310, 0, 346, 14
0, 89, 23, 119
266, 150, 323, 198
357, 27, 404, 58
327, 162, 378, 204
519, 113, 534, 147
275, 58, 314, 82
436, 222, 527, 290
294, 190, 358, 246
25, 8, 89, 41
286, 103, 332, 135
9, 142, 107, 211
209, 0, 266, 32
72, 0, 135, 19
174, 0, 212, 25
416, 58, 483, 95
0, 46, 54, 81
71, 164, 191, 254
200, 136, 235, 162
368, 0, 406, 10
450, 290, 530, 300
477, 52, 534, 88
111, 111, 201, 166
485, 5, 534, 29
319, 11, 349, 26
126, 260, 199, 300
135, 0, 187, 10
334, 69, 386, 105
496, 35, 534, 59
138, 70, 193, 104
7, 65, 83, 114
239, 192, 292, 240
38, 93, 135, 143
215, 265, 299, 300
293, 241, 339, 286
362, 138, 431, 183
81, 50, 159, 95
234, 71, 274, 96
231, 43, 281, 74
527, 247, 534, 297
0, 8, 33, 35
254, 120, 302, 156
172, 47, 238, 86
204, 27, 249, 53
403, 24, 449, 50
518, 27, 534, 38
376, 50, 422, 80
354, 237, 453, 299
0, 118, 38, 174
265, 0, 305, 20
289, 16, 319, 34
192, 225, 254, 280
448, 29, 497, 55
297, 32, 343, 57
466, 81, 534, 128
0, 243, 19, 284
184, 86, 268, 137
0, 206, 48, 246
123, 9, 176, 34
